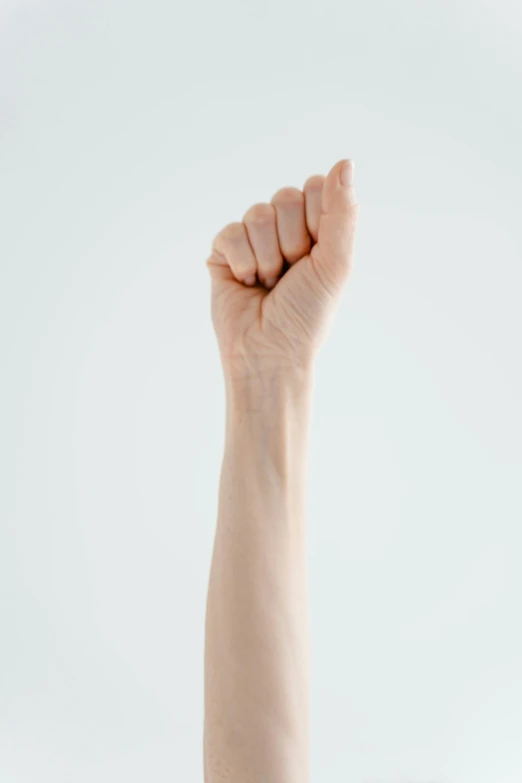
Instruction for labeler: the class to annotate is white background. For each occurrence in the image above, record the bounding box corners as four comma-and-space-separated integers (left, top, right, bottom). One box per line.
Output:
1, 1, 521, 781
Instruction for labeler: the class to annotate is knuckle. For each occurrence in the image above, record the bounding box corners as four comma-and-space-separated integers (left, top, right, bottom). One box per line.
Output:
271, 186, 303, 206
303, 174, 325, 192
243, 202, 275, 223
214, 221, 244, 246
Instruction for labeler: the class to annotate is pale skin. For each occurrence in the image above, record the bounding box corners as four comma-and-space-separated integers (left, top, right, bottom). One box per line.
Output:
204, 159, 359, 783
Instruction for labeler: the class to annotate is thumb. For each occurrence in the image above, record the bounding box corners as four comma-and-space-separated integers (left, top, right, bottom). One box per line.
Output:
312, 158, 359, 292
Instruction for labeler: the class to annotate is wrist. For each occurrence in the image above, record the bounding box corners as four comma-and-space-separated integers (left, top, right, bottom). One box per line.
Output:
224, 363, 314, 417
223, 365, 314, 487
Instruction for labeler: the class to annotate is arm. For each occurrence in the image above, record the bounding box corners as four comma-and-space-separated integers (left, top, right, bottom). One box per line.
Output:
204, 367, 313, 783
204, 158, 358, 783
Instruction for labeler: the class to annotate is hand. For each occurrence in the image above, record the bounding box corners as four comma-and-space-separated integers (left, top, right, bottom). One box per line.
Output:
207, 159, 359, 377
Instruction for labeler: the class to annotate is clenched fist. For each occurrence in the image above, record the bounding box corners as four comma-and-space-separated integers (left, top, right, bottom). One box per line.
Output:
207, 159, 359, 377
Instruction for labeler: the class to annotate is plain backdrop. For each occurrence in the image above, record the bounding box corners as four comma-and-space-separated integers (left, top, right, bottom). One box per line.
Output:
1, 1, 521, 781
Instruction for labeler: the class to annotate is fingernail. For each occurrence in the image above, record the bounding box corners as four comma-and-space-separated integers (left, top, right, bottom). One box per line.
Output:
244, 274, 256, 286
264, 277, 277, 289
339, 159, 354, 187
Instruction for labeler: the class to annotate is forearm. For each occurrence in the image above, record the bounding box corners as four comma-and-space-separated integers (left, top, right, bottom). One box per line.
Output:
204, 366, 314, 783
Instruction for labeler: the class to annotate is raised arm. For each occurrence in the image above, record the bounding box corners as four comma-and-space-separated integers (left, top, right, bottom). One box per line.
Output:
204, 159, 359, 783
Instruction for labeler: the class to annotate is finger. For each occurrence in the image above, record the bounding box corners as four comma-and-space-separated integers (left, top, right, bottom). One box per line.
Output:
206, 250, 237, 288
303, 175, 325, 243
270, 187, 312, 265
211, 222, 258, 286
242, 203, 284, 289
313, 159, 359, 289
